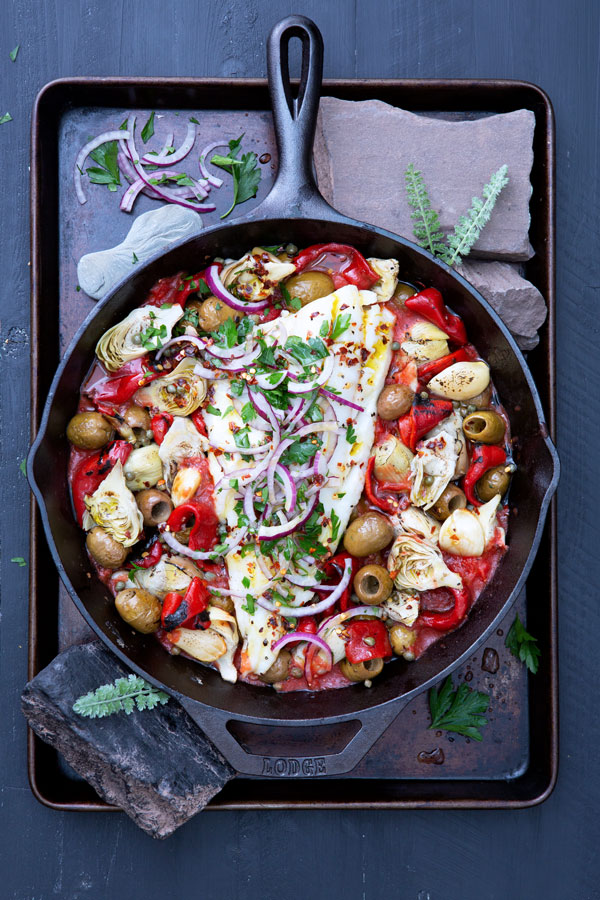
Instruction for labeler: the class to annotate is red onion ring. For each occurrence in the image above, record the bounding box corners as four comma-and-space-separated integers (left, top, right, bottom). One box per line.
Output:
204, 264, 269, 313
272, 632, 333, 666
276, 464, 296, 513
199, 141, 227, 187
266, 438, 294, 503
258, 493, 318, 542
319, 388, 364, 412
74, 129, 132, 205
158, 523, 247, 560
316, 605, 386, 638
256, 558, 353, 616
141, 121, 197, 167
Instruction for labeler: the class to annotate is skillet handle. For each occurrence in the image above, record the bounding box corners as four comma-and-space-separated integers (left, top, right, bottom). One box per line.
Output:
251, 15, 343, 221
178, 697, 405, 777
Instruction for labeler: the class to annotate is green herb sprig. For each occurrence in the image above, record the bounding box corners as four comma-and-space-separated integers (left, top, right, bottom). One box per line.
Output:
505, 613, 540, 674
86, 140, 121, 192
405, 163, 509, 266
428, 675, 490, 741
210, 134, 261, 219
73, 674, 169, 718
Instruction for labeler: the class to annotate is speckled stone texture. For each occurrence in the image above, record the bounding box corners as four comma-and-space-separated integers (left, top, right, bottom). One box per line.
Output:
314, 98, 535, 261
21, 641, 235, 838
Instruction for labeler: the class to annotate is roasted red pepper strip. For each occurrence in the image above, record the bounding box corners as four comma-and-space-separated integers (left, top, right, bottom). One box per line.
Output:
143, 271, 208, 309
418, 587, 470, 631
344, 620, 392, 665
293, 243, 379, 290
71, 441, 133, 525
463, 444, 507, 507
405, 288, 467, 346
86, 357, 161, 410
190, 409, 207, 437
129, 537, 163, 569
166, 496, 218, 552
417, 348, 470, 382
397, 397, 454, 452
365, 456, 399, 514
161, 577, 210, 631
151, 412, 173, 445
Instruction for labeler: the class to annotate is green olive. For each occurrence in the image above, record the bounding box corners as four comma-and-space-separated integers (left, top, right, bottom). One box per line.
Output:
209, 594, 235, 616
283, 271, 334, 307
115, 588, 161, 633
376, 383, 414, 420
86, 526, 128, 569
462, 410, 506, 444
66, 412, 113, 450
259, 650, 292, 684
353, 565, 394, 605
123, 404, 151, 431
388, 622, 417, 659
430, 484, 468, 522
476, 465, 513, 502
393, 282, 418, 302
136, 489, 173, 527
343, 512, 394, 557
340, 657, 384, 682
196, 295, 238, 332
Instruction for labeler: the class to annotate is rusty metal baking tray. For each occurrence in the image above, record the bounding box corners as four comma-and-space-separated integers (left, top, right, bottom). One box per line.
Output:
29, 77, 556, 810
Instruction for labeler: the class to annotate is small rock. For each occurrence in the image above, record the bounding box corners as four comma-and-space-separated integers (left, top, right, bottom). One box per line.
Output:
21, 641, 235, 838
455, 260, 547, 341
314, 98, 535, 260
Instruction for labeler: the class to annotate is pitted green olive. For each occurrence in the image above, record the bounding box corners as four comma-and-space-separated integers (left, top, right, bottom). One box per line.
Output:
340, 657, 384, 682
462, 410, 506, 444
86, 526, 128, 568
389, 623, 417, 658
283, 271, 334, 307
376, 383, 414, 420
393, 282, 418, 302
195, 295, 238, 332
136, 489, 173, 527
123, 404, 151, 431
430, 485, 468, 522
343, 512, 394, 557
115, 588, 161, 633
259, 650, 292, 684
354, 565, 394, 605
66, 412, 113, 449
476, 465, 513, 502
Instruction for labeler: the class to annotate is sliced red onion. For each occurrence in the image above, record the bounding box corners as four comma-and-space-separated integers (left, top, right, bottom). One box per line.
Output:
74, 129, 131, 204
249, 388, 281, 437
155, 334, 204, 360
204, 263, 269, 313
141, 121, 197, 167
266, 438, 294, 502
207, 346, 263, 371
120, 178, 146, 212
258, 494, 318, 542
205, 434, 272, 456
285, 395, 310, 430
203, 336, 256, 360
287, 355, 335, 395
192, 362, 228, 380
319, 388, 364, 412
117, 148, 139, 184
316, 605, 385, 638
256, 558, 352, 616
292, 422, 341, 440
275, 464, 296, 512
199, 141, 227, 187
272, 632, 333, 666
243, 483, 257, 524
159, 523, 247, 560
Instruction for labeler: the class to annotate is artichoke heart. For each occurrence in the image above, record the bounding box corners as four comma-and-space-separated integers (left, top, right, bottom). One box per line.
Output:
374, 435, 414, 483
221, 248, 295, 302
158, 416, 208, 488
367, 257, 399, 303
133, 555, 201, 599
410, 427, 458, 510
387, 533, 463, 592
83, 461, 143, 547
135, 358, 207, 416
401, 320, 449, 363
123, 443, 162, 491
395, 506, 441, 544
96, 305, 183, 372
382, 590, 421, 626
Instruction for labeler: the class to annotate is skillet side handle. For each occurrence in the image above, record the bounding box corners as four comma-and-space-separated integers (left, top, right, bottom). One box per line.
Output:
178, 698, 405, 777
252, 15, 343, 222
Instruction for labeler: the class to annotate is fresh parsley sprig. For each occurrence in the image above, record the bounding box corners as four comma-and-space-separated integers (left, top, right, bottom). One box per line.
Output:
405, 163, 509, 266
73, 674, 169, 718
86, 139, 121, 192
211, 134, 261, 220
505, 613, 540, 674
428, 675, 490, 741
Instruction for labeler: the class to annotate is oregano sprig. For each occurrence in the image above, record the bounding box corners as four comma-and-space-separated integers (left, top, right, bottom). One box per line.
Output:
404, 163, 509, 266
73, 674, 169, 718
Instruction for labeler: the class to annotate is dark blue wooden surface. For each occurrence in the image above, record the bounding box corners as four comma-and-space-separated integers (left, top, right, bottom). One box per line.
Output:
1, 1, 598, 897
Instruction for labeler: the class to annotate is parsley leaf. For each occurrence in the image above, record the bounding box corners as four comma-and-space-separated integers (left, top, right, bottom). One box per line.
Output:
141, 111, 155, 143
280, 283, 302, 311
19, 459, 26, 476
205, 405, 221, 416
242, 594, 256, 615
241, 402, 256, 423
346, 424, 357, 445
505, 613, 540, 674
211, 134, 261, 219
234, 429, 251, 450
132, 252, 139, 264
429, 676, 490, 741
212, 316, 238, 349
11, 556, 26, 567
331, 313, 352, 341
320, 320, 330, 338
190, 116, 200, 125
281, 437, 321, 466
0, 113, 12, 125
87, 139, 121, 191
9, 45, 19, 62
230, 380, 244, 398
330, 510, 341, 543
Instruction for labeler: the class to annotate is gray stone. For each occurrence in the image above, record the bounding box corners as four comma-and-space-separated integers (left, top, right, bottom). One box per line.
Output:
314, 98, 535, 260
455, 260, 547, 339
21, 641, 235, 838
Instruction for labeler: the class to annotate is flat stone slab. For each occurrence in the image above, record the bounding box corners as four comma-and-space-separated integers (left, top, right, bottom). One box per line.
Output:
314, 98, 535, 260
22, 641, 235, 838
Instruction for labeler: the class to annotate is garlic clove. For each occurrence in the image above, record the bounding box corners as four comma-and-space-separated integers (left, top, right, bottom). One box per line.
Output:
439, 508, 485, 557
428, 361, 491, 401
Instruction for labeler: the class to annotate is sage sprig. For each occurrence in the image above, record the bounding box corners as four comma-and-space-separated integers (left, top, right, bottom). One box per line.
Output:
405, 163, 509, 266
73, 674, 169, 718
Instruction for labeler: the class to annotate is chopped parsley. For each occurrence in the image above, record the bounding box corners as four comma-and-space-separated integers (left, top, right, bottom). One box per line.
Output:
242, 576, 250, 589
242, 594, 256, 615
139, 312, 168, 350
331, 313, 352, 341
230, 380, 244, 397
330, 510, 341, 544
210, 134, 262, 219
11, 557, 26, 567
205, 405, 220, 416
346, 424, 357, 444
505, 613, 540, 674
9, 45, 19, 62
212, 317, 238, 349
281, 284, 302, 311
280, 436, 322, 466
132, 252, 139, 264
234, 429, 251, 450
241, 402, 256, 423
140, 111, 156, 143
86, 139, 121, 192
0, 113, 12, 125
319, 320, 329, 339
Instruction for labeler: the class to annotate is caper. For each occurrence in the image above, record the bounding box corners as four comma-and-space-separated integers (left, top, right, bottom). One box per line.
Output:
132, 334, 142, 345
423, 475, 434, 486
340, 657, 384, 682
353, 564, 394, 605
462, 410, 506, 444
166, 384, 177, 394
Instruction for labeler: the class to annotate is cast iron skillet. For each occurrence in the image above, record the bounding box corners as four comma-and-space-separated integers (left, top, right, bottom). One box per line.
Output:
28, 16, 559, 776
